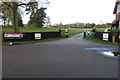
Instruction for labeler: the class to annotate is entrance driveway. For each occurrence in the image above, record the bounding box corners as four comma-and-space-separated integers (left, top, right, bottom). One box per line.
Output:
2, 33, 118, 78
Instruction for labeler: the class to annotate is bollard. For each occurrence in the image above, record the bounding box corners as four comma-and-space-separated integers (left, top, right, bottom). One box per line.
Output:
112, 36, 115, 43
66, 33, 68, 37
84, 32, 86, 38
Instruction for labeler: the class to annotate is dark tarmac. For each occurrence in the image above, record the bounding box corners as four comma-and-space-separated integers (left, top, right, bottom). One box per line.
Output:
2, 33, 118, 78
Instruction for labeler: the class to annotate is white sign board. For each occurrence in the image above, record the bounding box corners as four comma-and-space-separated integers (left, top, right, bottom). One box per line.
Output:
103, 33, 109, 41
119, 34, 120, 39
4, 32, 23, 39
35, 33, 41, 40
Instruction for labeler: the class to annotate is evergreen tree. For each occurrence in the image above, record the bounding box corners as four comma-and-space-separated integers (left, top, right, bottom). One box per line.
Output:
29, 7, 47, 27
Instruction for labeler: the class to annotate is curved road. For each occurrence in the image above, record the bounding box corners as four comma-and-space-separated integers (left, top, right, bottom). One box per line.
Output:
3, 33, 118, 78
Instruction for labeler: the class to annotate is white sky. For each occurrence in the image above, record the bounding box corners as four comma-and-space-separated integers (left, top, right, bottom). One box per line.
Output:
23, 0, 116, 25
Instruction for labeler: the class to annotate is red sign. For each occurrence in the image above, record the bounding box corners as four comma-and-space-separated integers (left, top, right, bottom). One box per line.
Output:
4, 32, 23, 39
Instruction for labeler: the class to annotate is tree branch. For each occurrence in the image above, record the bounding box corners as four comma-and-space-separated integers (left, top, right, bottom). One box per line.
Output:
3, 2, 13, 9
18, 2, 37, 6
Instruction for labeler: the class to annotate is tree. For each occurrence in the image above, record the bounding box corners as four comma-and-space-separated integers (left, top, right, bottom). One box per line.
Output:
29, 7, 47, 27
18, 17, 24, 27
2, 1, 38, 32
0, 3, 24, 27
17, 9, 24, 27
45, 16, 51, 27
0, 3, 13, 26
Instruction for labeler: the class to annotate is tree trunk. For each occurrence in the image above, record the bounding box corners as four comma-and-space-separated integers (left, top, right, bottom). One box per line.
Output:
13, 4, 19, 32
3, 6, 6, 26
3, 18, 5, 26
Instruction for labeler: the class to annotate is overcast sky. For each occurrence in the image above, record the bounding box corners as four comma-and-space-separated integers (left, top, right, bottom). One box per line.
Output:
23, 0, 116, 25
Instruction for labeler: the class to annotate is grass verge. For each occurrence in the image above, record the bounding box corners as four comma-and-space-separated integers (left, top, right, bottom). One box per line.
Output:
3, 37, 66, 46
84, 37, 118, 46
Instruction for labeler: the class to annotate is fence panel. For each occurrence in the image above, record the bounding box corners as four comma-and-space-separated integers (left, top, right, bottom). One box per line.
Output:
41, 32, 60, 39
94, 32, 103, 40
94, 32, 119, 43
3, 32, 60, 41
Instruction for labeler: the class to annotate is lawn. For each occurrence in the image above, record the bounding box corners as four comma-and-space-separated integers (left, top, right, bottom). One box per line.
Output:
96, 28, 111, 32
83, 27, 110, 32
2, 27, 60, 32
2, 27, 85, 37
2, 27, 109, 32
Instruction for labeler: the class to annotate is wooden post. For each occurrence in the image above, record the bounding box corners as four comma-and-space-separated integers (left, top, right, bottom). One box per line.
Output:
84, 32, 86, 38
112, 36, 115, 43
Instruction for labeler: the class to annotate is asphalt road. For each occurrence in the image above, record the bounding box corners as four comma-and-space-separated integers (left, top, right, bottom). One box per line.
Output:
2, 33, 118, 78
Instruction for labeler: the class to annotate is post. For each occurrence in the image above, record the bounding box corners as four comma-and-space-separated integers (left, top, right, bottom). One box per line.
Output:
59, 29, 61, 37
65, 29, 69, 38
84, 32, 86, 38
112, 36, 115, 43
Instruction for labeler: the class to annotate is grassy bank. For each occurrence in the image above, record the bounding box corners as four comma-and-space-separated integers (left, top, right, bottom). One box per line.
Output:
84, 37, 118, 45
2, 27, 83, 36
2, 27, 59, 32
3, 37, 66, 46
2, 27, 108, 32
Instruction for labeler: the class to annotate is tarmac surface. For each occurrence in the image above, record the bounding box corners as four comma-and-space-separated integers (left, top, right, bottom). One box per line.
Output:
2, 33, 118, 78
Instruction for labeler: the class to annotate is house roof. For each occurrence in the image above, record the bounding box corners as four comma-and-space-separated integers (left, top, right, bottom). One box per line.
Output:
112, 20, 117, 24
113, 2, 118, 14
112, 20, 119, 25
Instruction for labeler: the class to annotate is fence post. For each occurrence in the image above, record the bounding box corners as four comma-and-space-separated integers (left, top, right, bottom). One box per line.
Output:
59, 29, 61, 37
84, 32, 86, 38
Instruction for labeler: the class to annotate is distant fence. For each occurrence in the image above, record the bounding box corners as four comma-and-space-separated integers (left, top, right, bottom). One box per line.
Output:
94, 32, 119, 43
3, 32, 61, 41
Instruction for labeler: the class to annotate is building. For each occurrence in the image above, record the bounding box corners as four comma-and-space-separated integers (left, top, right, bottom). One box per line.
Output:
112, 0, 120, 29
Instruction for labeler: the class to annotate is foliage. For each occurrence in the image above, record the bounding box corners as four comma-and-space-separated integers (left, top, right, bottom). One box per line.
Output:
29, 7, 47, 27
45, 16, 51, 27
111, 29, 120, 32
2, 1, 39, 32
2, 0, 50, 32
0, 3, 13, 26
18, 18, 24, 27
17, 8, 24, 27
0, 3, 24, 27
